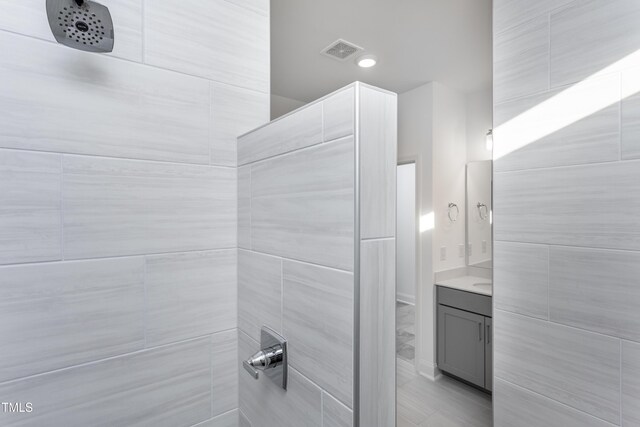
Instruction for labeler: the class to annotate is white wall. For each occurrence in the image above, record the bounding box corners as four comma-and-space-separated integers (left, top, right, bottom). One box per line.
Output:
396, 163, 416, 304
398, 83, 435, 377
466, 87, 493, 162
432, 82, 467, 274
271, 94, 306, 120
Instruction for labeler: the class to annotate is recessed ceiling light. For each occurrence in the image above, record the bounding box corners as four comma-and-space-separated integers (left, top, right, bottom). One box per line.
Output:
356, 54, 377, 68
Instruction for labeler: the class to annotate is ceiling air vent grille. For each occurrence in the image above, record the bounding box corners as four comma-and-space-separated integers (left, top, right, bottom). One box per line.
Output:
321, 39, 364, 61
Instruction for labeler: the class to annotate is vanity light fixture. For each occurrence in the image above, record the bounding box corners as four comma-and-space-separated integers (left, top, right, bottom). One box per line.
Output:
356, 54, 378, 68
486, 129, 493, 151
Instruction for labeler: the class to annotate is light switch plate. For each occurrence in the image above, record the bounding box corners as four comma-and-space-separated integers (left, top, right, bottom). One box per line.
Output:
440, 246, 447, 261
482, 240, 487, 254
458, 244, 465, 258
468, 243, 473, 257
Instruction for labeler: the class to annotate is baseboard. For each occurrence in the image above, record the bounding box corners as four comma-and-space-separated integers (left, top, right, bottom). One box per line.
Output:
396, 293, 416, 305
417, 359, 441, 381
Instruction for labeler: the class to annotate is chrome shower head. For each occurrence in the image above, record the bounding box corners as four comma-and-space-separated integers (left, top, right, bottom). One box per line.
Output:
46, 0, 114, 53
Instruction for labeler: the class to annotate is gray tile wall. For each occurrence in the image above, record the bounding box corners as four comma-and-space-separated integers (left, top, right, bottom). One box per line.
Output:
236, 83, 396, 427
494, 0, 640, 425
0, 0, 269, 425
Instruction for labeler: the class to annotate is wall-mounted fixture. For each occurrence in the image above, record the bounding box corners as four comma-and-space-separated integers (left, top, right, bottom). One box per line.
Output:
356, 54, 378, 68
46, 0, 114, 53
485, 129, 493, 151
243, 327, 288, 390
477, 202, 489, 221
448, 203, 459, 222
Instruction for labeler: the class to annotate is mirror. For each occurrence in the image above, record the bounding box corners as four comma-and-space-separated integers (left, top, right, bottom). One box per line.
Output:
466, 160, 492, 269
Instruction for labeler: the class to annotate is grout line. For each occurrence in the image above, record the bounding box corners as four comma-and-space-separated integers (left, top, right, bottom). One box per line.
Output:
546, 244, 550, 321
143, 255, 149, 349
280, 258, 284, 334
0, 146, 235, 170
59, 155, 65, 261
0, 330, 235, 386
141, 0, 146, 64
496, 377, 619, 426
495, 308, 637, 342
240, 133, 354, 168
361, 236, 395, 242
620, 339, 623, 425
0, 27, 270, 95
320, 391, 324, 427
0, 247, 238, 269
492, 240, 640, 255
239, 248, 354, 275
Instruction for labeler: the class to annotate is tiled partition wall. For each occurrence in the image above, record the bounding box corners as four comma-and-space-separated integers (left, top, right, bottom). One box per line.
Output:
493, 0, 640, 426
236, 83, 397, 427
0, 1, 268, 426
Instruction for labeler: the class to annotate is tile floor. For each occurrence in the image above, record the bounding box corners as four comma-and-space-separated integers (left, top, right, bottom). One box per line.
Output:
396, 301, 492, 427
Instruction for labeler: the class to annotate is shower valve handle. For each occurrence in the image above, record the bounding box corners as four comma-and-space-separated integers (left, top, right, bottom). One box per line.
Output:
242, 327, 288, 389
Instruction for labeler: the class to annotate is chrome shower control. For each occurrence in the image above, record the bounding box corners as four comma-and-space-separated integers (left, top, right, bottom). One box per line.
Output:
243, 327, 288, 389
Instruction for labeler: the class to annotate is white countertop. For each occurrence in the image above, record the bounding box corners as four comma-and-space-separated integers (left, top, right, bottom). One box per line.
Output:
435, 275, 493, 296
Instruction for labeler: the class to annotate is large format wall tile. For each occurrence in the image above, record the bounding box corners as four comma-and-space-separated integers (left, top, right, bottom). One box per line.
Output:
282, 260, 354, 407
494, 15, 549, 103
0, 257, 144, 382
63, 156, 236, 259
238, 102, 323, 165
145, 250, 236, 346
145, 0, 269, 93
0, 339, 211, 427
0, 0, 143, 62
623, 340, 640, 426
0, 32, 210, 164
493, 241, 548, 320
621, 65, 640, 160
494, 379, 616, 427
495, 310, 621, 423
251, 138, 354, 271
494, 76, 620, 172
494, 160, 640, 250
550, 0, 640, 88
359, 240, 396, 427
550, 246, 640, 341
238, 166, 252, 249
359, 86, 397, 239
238, 250, 282, 342
212, 330, 239, 417
322, 392, 353, 427
0, 150, 61, 265
493, 0, 573, 34
211, 83, 270, 167
323, 87, 354, 142
239, 332, 322, 427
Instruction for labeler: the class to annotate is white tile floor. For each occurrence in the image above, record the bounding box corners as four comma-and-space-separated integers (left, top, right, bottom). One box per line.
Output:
397, 302, 492, 427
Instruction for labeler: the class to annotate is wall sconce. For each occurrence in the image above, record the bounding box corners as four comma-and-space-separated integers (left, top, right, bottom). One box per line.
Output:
486, 129, 493, 151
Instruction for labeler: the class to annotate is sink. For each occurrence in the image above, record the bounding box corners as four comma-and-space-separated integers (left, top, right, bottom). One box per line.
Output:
473, 283, 492, 292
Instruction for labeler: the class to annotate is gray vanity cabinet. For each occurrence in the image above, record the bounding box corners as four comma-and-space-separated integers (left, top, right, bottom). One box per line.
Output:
436, 285, 492, 391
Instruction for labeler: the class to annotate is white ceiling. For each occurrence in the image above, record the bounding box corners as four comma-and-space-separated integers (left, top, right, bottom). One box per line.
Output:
271, 0, 492, 103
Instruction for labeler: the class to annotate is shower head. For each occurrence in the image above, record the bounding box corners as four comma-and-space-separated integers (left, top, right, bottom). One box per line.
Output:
46, 0, 114, 53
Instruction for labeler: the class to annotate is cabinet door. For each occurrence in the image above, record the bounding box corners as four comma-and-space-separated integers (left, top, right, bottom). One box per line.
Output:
437, 305, 485, 388
485, 317, 492, 391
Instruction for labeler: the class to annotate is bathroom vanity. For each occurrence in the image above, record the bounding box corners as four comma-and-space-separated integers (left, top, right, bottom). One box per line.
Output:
436, 278, 492, 392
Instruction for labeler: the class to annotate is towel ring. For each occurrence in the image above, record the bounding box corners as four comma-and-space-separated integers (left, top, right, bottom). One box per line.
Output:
448, 203, 459, 222
477, 202, 489, 221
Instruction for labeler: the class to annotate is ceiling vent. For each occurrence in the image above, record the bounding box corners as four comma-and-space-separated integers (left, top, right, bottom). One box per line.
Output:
321, 39, 364, 61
